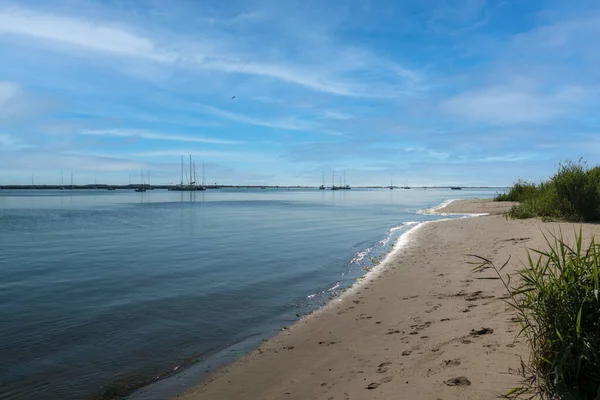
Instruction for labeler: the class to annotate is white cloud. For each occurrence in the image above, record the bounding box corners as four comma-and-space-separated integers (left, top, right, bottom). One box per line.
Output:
440, 85, 585, 124
0, 133, 33, 149
80, 129, 245, 145
0, 6, 420, 97
0, 81, 26, 119
0, 7, 171, 61
198, 104, 317, 131
133, 149, 275, 163
320, 110, 353, 120
0, 81, 57, 120
0, 81, 19, 106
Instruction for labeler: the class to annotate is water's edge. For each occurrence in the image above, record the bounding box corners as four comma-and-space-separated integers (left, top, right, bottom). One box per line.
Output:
127, 198, 488, 400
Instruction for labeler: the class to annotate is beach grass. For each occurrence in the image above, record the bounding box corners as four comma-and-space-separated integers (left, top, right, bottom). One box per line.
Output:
471, 229, 600, 399
496, 160, 600, 222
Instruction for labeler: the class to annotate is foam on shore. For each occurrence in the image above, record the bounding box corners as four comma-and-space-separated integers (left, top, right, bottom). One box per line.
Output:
333, 198, 489, 302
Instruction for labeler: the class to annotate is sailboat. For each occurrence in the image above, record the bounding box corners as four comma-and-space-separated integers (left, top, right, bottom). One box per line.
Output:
319, 169, 325, 190
168, 155, 206, 191
134, 169, 147, 192
331, 170, 351, 190
147, 171, 154, 190
402, 179, 410, 189
389, 176, 394, 190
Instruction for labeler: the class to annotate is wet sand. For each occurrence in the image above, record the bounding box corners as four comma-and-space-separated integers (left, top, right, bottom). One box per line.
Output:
176, 199, 599, 400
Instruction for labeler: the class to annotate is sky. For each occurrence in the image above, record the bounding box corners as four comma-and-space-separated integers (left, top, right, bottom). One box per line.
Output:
1, 0, 600, 186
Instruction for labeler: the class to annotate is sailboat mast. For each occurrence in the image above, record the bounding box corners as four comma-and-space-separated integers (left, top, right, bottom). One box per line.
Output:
61, 170, 64, 186
189, 155, 192, 186
180, 155, 184, 186
202, 161, 205, 186
332, 170, 335, 187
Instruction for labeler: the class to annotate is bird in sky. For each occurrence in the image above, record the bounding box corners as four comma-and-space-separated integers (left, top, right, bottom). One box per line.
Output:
231, 96, 236, 100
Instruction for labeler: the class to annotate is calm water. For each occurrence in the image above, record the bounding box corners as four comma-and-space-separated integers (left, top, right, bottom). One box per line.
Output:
0, 188, 498, 399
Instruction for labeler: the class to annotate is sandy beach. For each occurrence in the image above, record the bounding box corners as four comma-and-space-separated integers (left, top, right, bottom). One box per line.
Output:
176, 199, 600, 400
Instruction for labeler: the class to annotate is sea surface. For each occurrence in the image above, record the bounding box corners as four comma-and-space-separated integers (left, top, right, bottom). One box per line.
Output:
0, 188, 500, 399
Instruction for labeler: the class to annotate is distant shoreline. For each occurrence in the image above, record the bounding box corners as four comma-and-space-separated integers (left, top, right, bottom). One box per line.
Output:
0, 185, 510, 190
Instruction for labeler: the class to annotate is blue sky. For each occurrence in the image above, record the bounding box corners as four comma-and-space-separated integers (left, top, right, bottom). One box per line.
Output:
1, 0, 599, 186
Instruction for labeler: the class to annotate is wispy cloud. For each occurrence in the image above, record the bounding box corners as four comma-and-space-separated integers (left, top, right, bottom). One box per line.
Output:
0, 81, 19, 106
0, 81, 25, 119
0, 133, 33, 150
132, 149, 275, 163
319, 110, 353, 120
198, 104, 317, 132
81, 129, 245, 145
0, 5, 420, 97
440, 85, 586, 124
0, 7, 170, 61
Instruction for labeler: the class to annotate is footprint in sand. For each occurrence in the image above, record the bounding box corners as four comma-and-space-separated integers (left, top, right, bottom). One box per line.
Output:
402, 350, 412, 356
484, 343, 500, 353
318, 341, 338, 346
409, 321, 432, 332
470, 327, 494, 336
444, 376, 471, 386
443, 359, 461, 367
377, 362, 391, 373
425, 304, 442, 313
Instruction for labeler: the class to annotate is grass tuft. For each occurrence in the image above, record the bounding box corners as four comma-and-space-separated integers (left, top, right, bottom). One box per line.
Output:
497, 160, 600, 222
470, 229, 600, 399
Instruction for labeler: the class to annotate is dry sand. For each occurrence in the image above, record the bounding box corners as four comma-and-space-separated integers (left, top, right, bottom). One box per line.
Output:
176, 199, 600, 400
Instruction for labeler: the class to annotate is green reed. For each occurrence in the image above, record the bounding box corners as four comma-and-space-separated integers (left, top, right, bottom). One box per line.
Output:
471, 229, 600, 399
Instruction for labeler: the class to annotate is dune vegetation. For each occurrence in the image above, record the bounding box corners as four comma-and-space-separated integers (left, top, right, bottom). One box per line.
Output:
496, 160, 600, 222
473, 230, 600, 399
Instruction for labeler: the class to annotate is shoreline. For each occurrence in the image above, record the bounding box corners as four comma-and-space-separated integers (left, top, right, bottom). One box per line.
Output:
316, 198, 499, 312
176, 198, 567, 399
130, 202, 454, 399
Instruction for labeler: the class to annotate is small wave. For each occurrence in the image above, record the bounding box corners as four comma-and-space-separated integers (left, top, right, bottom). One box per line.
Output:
327, 282, 340, 292
417, 199, 456, 215
349, 221, 419, 265
350, 248, 373, 264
